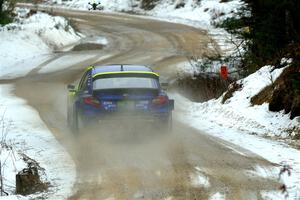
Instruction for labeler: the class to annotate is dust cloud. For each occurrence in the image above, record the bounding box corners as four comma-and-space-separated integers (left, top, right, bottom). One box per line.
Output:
66, 123, 184, 199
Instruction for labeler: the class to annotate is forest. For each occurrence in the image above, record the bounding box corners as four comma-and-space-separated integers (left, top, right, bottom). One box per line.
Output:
219, 0, 300, 118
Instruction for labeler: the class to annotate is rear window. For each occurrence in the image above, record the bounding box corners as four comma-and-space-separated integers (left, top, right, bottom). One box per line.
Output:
93, 77, 159, 90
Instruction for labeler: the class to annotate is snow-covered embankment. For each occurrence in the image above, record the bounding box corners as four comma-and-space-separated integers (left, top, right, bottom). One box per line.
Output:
0, 8, 81, 199
0, 85, 76, 199
0, 8, 82, 79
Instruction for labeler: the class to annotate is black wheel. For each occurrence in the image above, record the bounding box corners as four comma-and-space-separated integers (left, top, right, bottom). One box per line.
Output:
159, 113, 172, 133
74, 111, 87, 135
166, 113, 173, 133
67, 108, 72, 128
71, 111, 79, 134
67, 106, 78, 134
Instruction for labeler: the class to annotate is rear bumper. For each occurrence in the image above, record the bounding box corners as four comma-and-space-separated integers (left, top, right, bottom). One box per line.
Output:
89, 112, 169, 120
80, 110, 170, 125
79, 113, 169, 132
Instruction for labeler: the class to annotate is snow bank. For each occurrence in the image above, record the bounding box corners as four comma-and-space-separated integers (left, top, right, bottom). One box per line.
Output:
181, 65, 299, 138
209, 192, 225, 200
149, 0, 243, 28
0, 8, 81, 199
0, 147, 27, 196
0, 8, 81, 79
0, 84, 76, 199
191, 166, 210, 188
61, 0, 133, 11
142, 0, 243, 53
56, 0, 243, 27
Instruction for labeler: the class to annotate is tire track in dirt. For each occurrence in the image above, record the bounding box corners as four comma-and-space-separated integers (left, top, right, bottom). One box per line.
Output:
11, 6, 281, 199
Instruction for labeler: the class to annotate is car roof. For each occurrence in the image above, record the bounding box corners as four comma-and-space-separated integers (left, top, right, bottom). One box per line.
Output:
91, 64, 153, 75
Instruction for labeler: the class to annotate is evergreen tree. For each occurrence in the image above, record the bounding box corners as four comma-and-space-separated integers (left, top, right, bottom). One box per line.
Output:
0, 0, 15, 25
246, 0, 300, 65
219, 0, 300, 72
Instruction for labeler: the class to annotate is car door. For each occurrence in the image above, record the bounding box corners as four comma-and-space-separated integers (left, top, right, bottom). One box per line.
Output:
75, 70, 93, 110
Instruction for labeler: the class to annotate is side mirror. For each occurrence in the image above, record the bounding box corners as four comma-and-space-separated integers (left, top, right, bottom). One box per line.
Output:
161, 82, 169, 91
67, 84, 76, 92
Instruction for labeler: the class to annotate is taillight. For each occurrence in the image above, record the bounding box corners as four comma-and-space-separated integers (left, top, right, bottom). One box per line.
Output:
152, 95, 168, 105
83, 96, 101, 108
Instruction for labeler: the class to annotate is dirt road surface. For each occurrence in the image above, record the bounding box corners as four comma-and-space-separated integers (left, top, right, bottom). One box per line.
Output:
11, 8, 280, 199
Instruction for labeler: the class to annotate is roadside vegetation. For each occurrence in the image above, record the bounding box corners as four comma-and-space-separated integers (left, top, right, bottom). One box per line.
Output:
176, 0, 300, 120
217, 0, 300, 119
0, 112, 48, 197
218, 0, 299, 73
0, 0, 16, 25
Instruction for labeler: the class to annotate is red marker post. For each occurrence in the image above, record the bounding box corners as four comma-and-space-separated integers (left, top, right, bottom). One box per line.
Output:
220, 64, 228, 80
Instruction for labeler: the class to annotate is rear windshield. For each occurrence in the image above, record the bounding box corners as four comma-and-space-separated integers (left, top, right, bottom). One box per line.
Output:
93, 77, 159, 90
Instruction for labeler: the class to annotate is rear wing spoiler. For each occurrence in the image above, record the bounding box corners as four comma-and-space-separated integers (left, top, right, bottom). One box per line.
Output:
92, 71, 159, 80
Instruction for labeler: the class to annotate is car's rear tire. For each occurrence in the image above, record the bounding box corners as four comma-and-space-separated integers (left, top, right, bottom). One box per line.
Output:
67, 107, 73, 129
67, 106, 78, 133
159, 113, 172, 133
72, 110, 85, 135
166, 113, 173, 133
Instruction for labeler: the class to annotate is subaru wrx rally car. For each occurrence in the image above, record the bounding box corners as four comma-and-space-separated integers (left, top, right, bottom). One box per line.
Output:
67, 64, 174, 133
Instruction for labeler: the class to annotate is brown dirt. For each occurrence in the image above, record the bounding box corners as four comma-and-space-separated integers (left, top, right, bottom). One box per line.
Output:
221, 81, 243, 104
250, 85, 273, 105
72, 43, 105, 51
251, 66, 300, 119
175, 74, 232, 102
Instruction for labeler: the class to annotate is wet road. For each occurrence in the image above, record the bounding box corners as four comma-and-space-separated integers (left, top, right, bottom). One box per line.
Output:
12, 7, 280, 199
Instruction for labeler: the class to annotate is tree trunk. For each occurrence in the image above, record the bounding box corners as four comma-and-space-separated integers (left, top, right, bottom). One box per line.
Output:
0, 0, 4, 14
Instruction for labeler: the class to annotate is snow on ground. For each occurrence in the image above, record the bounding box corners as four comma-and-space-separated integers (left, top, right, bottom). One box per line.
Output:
0, 84, 76, 199
0, 8, 85, 199
38, 54, 94, 73
53, 0, 242, 29
191, 166, 210, 188
173, 64, 300, 199
148, 0, 242, 29
48, 0, 243, 53
0, 8, 82, 79
0, 146, 27, 196
38, 53, 112, 73
209, 192, 226, 200
181, 65, 298, 138
84, 36, 108, 45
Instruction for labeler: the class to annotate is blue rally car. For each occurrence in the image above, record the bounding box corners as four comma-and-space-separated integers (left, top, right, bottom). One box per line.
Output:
67, 64, 174, 133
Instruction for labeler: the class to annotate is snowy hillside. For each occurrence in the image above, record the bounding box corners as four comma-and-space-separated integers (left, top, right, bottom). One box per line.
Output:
178, 63, 299, 140
0, 85, 76, 199
149, 0, 243, 28
0, 8, 82, 79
